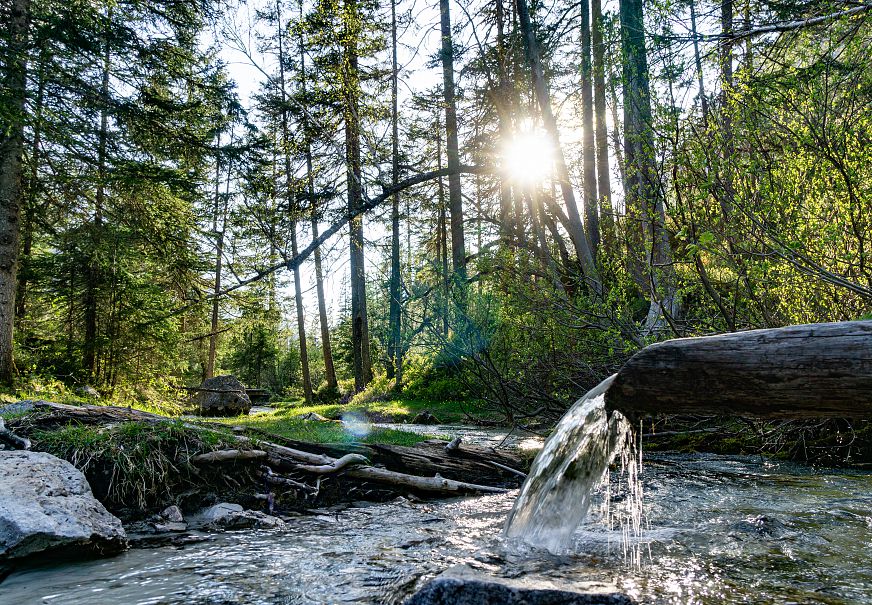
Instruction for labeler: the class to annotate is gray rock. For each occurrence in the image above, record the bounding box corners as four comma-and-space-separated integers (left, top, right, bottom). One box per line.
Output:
192, 503, 284, 530
411, 410, 440, 425
406, 566, 633, 605
78, 385, 100, 399
298, 411, 329, 421
0, 450, 127, 561
194, 375, 251, 417
160, 505, 184, 523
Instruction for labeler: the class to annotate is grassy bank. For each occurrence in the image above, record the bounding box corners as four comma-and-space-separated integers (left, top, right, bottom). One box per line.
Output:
273, 397, 499, 425
210, 411, 436, 447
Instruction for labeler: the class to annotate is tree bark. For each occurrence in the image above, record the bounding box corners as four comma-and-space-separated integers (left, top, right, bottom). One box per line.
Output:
495, 0, 514, 236
15, 49, 44, 322
619, 0, 677, 331
298, 0, 337, 391
83, 22, 112, 381
606, 321, 872, 419
276, 0, 313, 403
206, 134, 230, 381
436, 112, 450, 337
387, 0, 402, 384
689, 0, 708, 121
0, 0, 29, 383
345, 0, 372, 391
590, 0, 613, 246
439, 0, 467, 289
579, 0, 599, 258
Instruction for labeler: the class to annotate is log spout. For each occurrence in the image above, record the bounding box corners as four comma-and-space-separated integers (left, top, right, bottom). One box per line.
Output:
604, 320, 872, 419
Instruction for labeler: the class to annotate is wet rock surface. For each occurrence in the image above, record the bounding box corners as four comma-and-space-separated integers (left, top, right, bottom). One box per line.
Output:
190, 503, 285, 530
406, 565, 635, 605
194, 375, 251, 416
0, 450, 127, 561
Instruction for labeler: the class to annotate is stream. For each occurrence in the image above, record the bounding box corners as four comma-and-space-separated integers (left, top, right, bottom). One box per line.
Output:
2, 451, 871, 604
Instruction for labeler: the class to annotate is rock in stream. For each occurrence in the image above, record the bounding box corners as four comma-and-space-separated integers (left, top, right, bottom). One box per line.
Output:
0, 450, 127, 562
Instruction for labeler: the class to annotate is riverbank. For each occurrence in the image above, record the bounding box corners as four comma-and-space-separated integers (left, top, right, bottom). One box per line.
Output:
1, 401, 527, 523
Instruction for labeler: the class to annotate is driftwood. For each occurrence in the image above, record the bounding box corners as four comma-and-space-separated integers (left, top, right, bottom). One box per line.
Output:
191, 449, 267, 463
294, 453, 369, 475
605, 320, 872, 419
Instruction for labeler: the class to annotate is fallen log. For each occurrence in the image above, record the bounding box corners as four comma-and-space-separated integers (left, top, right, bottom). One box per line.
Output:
191, 449, 267, 463
605, 320, 872, 419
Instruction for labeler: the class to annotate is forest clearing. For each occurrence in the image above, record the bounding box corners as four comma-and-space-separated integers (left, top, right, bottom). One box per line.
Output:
1, 0, 871, 601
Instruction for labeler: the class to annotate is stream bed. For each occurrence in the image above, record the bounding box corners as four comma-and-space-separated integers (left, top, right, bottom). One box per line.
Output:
3, 452, 871, 604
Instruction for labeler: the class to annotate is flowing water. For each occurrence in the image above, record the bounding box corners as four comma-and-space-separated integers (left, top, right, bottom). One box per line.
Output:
503, 375, 638, 552
4, 453, 872, 604
4, 390, 872, 604
0, 454, 872, 605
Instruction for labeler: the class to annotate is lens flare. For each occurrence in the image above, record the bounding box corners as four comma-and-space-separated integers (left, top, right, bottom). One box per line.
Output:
502, 128, 554, 184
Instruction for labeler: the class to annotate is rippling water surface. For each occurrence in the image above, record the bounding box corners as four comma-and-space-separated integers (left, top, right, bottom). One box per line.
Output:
3, 453, 871, 605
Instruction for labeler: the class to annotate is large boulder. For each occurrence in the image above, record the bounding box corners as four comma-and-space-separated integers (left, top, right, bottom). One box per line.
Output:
0, 450, 127, 562
406, 566, 633, 605
194, 375, 251, 417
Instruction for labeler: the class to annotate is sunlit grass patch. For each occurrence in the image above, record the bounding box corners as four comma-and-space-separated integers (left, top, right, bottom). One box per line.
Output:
273, 397, 498, 425
211, 411, 434, 447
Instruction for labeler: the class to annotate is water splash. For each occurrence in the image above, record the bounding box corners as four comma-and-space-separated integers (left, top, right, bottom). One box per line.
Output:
503, 375, 637, 552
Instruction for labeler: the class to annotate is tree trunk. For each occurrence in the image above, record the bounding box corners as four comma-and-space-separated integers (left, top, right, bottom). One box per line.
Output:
579, 0, 599, 258
345, 0, 372, 391
298, 0, 337, 391
16, 49, 44, 322
387, 0, 402, 385
436, 112, 450, 337
619, 0, 677, 331
590, 0, 613, 247
206, 132, 230, 381
275, 0, 313, 403
689, 0, 708, 121
0, 0, 29, 383
606, 321, 872, 419
310, 217, 337, 389
290, 225, 314, 403
513, 0, 599, 287
495, 0, 514, 236
439, 0, 467, 289
83, 24, 111, 380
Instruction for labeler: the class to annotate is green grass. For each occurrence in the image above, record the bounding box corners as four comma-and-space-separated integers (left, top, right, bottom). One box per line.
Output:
273, 397, 498, 425
210, 410, 436, 447
32, 420, 238, 510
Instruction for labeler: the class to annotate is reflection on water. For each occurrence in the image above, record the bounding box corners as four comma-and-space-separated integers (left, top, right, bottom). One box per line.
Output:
3, 454, 871, 605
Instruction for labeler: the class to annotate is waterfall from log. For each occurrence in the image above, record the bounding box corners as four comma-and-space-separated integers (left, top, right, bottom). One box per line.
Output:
503, 375, 636, 551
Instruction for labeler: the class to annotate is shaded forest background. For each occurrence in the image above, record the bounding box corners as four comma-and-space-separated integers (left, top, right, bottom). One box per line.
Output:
0, 0, 869, 423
